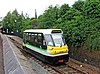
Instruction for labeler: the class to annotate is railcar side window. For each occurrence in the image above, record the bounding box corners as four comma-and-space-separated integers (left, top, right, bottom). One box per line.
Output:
31, 33, 35, 42
26, 33, 29, 40
24, 32, 46, 48
34, 34, 38, 43
28, 33, 31, 41
23, 33, 26, 42
37, 34, 42, 45
23, 33, 29, 43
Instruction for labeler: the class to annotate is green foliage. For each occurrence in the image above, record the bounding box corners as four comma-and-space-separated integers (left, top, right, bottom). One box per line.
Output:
2, 9, 38, 34
83, 0, 100, 18
83, 18, 100, 50
38, 5, 59, 28
31, 18, 39, 28
73, 0, 84, 12
20, 18, 31, 34
2, 12, 11, 29
39, 0, 100, 50
53, 7, 85, 47
2, 0, 100, 51
86, 31, 100, 51
59, 4, 70, 17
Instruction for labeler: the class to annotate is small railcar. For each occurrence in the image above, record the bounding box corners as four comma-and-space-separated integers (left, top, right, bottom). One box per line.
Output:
23, 29, 69, 64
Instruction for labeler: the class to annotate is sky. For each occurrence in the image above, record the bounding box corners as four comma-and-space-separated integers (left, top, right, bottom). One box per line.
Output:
0, 0, 78, 18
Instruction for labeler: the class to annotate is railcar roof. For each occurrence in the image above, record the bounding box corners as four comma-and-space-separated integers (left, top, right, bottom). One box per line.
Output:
23, 29, 62, 34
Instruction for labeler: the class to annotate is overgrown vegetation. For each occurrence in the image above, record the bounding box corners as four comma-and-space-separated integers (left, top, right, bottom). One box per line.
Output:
2, 0, 100, 51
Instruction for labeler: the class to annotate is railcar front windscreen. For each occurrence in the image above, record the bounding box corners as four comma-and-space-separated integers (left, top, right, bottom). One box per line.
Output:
44, 34, 66, 46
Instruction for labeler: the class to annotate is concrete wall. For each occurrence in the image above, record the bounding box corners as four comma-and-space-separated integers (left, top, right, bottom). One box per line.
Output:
0, 33, 4, 74
3, 35, 25, 74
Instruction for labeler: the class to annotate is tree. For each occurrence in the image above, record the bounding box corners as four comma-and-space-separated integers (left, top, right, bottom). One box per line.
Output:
83, 0, 100, 18
20, 18, 32, 34
2, 11, 12, 33
31, 18, 39, 28
54, 7, 84, 47
59, 4, 70, 17
73, 0, 84, 12
38, 5, 59, 28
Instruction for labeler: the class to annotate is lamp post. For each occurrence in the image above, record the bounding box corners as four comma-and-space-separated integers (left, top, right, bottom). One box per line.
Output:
14, 20, 17, 32
6, 22, 9, 33
14, 19, 19, 33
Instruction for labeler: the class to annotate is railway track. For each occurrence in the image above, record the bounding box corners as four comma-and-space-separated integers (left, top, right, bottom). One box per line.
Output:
47, 63, 87, 74
8, 36, 100, 74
